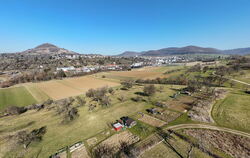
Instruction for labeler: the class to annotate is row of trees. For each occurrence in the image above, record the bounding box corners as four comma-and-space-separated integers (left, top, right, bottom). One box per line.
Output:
0, 70, 67, 88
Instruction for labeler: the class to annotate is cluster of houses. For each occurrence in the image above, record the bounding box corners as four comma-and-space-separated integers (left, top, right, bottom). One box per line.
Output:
53, 54, 105, 60
56, 64, 123, 73
112, 116, 137, 131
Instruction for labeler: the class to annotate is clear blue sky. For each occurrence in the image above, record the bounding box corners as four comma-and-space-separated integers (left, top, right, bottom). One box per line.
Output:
1, 0, 250, 55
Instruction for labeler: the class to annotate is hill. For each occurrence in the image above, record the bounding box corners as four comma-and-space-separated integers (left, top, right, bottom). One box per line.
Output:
19, 43, 78, 55
223, 47, 250, 55
118, 46, 250, 56
118, 46, 221, 57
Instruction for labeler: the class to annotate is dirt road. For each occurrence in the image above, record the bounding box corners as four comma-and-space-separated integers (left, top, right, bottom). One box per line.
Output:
165, 124, 250, 138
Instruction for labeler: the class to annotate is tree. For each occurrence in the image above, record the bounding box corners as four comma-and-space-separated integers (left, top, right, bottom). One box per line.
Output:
229, 81, 235, 88
158, 85, 164, 92
57, 70, 66, 78
118, 95, 125, 102
4, 106, 27, 115
63, 107, 79, 123
121, 80, 134, 90
76, 96, 86, 107
131, 96, 143, 102
16, 126, 47, 149
93, 144, 116, 158
143, 85, 156, 96
100, 96, 111, 107
86, 87, 109, 101
86, 88, 95, 98
108, 87, 114, 94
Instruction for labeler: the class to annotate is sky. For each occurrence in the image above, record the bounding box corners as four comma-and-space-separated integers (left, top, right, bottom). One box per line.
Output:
0, 0, 250, 55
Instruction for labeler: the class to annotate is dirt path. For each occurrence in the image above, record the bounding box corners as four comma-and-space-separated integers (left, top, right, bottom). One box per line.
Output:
230, 79, 250, 86
212, 71, 250, 86
165, 124, 250, 138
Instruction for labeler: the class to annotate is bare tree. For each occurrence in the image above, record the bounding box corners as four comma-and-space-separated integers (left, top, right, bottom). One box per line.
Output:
76, 96, 86, 107
143, 85, 156, 96
118, 95, 125, 102
121, 80, 134, 90
100, 96, 111, 107
16, 126, 47, 149
93, 144, 116, 158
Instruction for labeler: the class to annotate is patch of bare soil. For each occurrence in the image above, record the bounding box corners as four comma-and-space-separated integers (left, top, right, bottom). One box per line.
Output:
87, 137, 97, 147
138, 114, 166, 127
153, 109, 182, 124
95, 131, 139, 153
166, 96, 194, 112
57, 151, 67, 158
70, 144, 90, 158
184, 129, 250, 158
188, 89, 227, 123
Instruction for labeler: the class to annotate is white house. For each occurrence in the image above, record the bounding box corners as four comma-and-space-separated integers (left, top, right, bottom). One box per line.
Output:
56, 66, 75, 72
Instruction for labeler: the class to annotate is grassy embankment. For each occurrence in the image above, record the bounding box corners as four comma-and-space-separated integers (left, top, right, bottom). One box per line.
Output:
212, 90, 250, 133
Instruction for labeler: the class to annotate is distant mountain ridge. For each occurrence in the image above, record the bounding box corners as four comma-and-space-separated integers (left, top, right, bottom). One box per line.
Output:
118, 46, 250, 56
12, 43, 250, 56
223, 47, 250, 55
19, 43, 78, 55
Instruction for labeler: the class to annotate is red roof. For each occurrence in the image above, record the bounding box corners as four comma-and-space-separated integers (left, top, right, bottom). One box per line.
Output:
113, 123, 123, 131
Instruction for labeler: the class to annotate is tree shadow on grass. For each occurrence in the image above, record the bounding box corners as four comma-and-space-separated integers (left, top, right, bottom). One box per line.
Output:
134, 92, 148, 96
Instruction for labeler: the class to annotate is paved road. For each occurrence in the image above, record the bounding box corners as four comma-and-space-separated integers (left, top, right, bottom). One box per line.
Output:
165, 124, 250, 138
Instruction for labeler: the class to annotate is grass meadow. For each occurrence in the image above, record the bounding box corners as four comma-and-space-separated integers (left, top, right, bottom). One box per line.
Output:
212, 90, 250, 133
0, 85, 179, 157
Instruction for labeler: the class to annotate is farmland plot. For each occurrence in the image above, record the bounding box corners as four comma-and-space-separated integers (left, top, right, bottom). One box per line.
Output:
153, 109, 182, 124
138, 114, 166, 127
33, 76, 119, 100
94, 131, 140, 153
141, 142, 179, 158
70, 144, 90, 158
94, 66, 185, 81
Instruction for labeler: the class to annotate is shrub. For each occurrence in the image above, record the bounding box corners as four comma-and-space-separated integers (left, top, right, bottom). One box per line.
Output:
108, 87, 114, 94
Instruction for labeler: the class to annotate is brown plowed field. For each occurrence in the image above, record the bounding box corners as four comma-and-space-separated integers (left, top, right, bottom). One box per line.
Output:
32, 76, 119, 100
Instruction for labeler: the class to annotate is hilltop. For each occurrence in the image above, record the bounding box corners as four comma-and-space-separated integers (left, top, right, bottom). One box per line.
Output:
19, 43, 78, 55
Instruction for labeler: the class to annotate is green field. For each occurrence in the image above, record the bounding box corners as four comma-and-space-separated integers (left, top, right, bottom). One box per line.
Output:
212, 91, 250, 133
0, 86, 37, 111
24, 84, 50, 102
